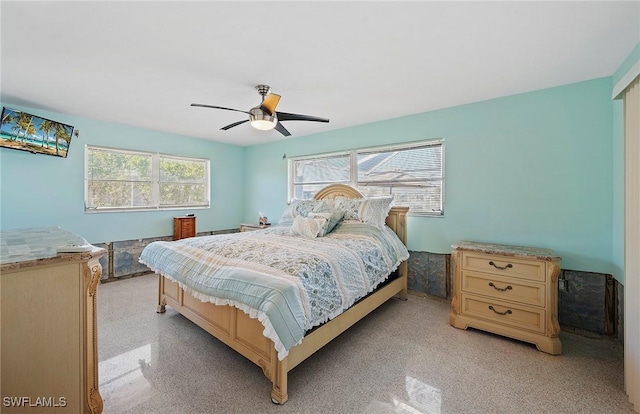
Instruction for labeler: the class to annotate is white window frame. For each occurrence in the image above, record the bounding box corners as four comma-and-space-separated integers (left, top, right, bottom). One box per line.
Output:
85, 145, 210, 212
288, 139, 444, 216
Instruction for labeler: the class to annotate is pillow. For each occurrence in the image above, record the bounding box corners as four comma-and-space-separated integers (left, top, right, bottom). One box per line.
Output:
308, 210, 344, 237
278, 199, 330, 225
334, 196, 393, 229
333, 197, 363, 221
290, 216, 327, 239
311, 199, 333, 213
358, 196, 394, 229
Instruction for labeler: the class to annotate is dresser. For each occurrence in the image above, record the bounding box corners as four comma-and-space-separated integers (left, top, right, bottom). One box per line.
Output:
449, 241, 562, 354
173, 215, 196, 240
0, 227, 107, 413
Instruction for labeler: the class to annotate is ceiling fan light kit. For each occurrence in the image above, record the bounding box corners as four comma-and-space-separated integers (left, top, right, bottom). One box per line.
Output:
191, 84, 329, 137
249, 107, 277, 130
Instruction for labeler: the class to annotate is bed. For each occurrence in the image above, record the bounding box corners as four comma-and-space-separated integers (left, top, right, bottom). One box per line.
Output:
140, 184, 409, 404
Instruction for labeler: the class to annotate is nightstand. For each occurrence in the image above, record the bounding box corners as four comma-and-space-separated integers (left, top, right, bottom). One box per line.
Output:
240, 223, 271, 232
174, 216, 196, 240
449, 241, 562, 355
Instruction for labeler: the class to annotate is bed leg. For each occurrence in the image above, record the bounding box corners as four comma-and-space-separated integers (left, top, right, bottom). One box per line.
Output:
270, 358, 288, 404
157, 275, 167, 313
397, 262, 409, 301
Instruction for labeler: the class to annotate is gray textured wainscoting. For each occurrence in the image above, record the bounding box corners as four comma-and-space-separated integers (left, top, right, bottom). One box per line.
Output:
407, 251, 450, 298
96, 229, 237, 281
559, 270, 619, 338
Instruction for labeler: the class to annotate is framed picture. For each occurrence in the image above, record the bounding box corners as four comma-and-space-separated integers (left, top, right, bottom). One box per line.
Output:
0, 107, 75, 158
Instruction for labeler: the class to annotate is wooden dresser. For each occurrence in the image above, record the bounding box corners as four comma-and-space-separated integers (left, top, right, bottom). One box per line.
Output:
0, 227, 107, 413
173, 215, 196, 240
449, 241, 562, 354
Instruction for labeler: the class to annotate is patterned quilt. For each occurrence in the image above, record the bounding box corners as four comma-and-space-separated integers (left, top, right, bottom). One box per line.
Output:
139, 221, 409, 360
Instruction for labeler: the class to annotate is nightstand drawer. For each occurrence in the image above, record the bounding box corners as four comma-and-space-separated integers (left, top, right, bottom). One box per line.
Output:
462, 252, 546, 282
460, 293, 546, 334
181, 219, 195, 234
461, 270, 546, 307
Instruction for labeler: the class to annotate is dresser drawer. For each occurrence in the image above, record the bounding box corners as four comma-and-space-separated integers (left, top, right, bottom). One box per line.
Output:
461, 270, 546, 307
462, 252, 546, 282
460, 293, 546, 334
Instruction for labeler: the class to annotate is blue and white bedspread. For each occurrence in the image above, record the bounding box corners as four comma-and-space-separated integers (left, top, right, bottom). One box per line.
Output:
139, 222, 409, 360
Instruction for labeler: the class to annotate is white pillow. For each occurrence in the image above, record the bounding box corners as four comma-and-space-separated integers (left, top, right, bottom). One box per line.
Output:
334, 196, 393, 229
290, 216, 328, 239
358, 196, 394, 229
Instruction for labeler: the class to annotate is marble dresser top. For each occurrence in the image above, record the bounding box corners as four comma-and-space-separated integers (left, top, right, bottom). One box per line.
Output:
452, 240, 560, 261
0, 226, 105, 268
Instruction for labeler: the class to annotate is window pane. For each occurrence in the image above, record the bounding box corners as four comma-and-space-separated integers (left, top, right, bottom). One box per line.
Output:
293, 155, 350, 184
160, 183, 208, 206
159, 157, 208, 206
87, 180, 152, 209
292, 183, 333, 200
87, 149, 152, 181
358, 181, 443, 214
160, 157, 206, 183
358, 145, 442, 182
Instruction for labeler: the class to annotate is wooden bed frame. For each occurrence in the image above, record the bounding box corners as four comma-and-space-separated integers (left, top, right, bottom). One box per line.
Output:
156, 184, 409, 404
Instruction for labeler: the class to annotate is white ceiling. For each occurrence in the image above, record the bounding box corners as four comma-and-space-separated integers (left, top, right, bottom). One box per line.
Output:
1, 1, 639, 146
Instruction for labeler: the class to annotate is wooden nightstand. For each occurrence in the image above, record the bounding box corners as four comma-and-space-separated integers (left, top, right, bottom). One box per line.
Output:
240, 223, 271, 232
449, 241, 562, 355
174, 216, 196, 240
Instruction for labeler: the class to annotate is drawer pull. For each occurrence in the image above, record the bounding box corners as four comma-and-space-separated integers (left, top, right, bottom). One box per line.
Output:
488, 282, 513, 292
488, 305, 512, 316
489, 261, 513, 270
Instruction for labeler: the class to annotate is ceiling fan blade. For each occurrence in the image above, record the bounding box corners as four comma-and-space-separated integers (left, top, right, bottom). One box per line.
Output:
276, 111, 329, 123
191, 103, 250, 114
274, 122, 291, 137
260, 93, 281, 115
221, 119, 249, 130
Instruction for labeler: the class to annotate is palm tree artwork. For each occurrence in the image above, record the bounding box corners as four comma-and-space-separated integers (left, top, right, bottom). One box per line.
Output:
0, 107, 74, 157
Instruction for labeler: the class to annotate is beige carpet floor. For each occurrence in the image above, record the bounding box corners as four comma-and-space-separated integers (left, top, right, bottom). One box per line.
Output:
97, 273, 634, 413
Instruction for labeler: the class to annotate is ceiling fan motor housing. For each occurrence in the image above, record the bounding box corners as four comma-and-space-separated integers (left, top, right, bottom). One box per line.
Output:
249, 107, 277, 130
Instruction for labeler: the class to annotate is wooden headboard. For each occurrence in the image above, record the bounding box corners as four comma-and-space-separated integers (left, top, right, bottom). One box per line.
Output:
313, 184, 408, 246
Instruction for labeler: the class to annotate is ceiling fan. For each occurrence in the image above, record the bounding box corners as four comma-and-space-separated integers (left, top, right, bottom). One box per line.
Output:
191, 85, 330, 137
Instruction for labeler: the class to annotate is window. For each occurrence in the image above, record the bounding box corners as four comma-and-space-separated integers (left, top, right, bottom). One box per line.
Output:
289, 139, 444, 216
85, 145, 209, 212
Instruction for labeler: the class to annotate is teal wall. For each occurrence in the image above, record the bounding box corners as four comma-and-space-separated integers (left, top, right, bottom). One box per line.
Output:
244, 78, 616, 277
0, 103, 245, 244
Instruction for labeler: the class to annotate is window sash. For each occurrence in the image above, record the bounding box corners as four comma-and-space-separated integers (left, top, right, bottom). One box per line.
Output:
85, 145, 210, 212
288, 140, 444, 216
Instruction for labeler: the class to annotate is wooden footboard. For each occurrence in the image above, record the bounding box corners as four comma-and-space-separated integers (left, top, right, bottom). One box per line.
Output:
157, 264, 407, 404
